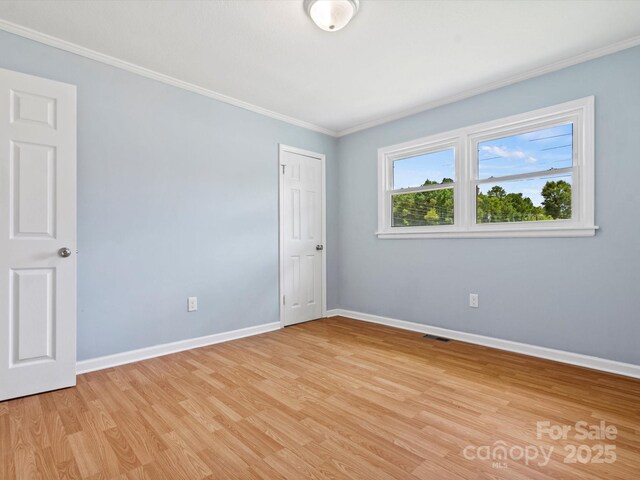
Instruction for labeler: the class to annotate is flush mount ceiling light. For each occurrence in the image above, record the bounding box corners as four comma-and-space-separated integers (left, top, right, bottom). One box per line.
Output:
304, 0, 360, 32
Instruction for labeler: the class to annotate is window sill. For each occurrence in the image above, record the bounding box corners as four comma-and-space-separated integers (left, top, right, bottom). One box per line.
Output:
376, 226, 598, 239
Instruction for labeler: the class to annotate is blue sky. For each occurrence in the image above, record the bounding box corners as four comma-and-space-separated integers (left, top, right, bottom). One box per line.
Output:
393, 123, 573, 206
393, 148, 454, 189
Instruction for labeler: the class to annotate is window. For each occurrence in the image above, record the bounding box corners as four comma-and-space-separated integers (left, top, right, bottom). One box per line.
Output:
475, 124, 573, 224
391, 148, 455, 227
377, 97, 595, 238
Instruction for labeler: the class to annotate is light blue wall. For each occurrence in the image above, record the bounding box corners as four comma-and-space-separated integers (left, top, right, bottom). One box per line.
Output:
0, 30, 338, 361
336, 46, 640, 365
3, 28, 639, 366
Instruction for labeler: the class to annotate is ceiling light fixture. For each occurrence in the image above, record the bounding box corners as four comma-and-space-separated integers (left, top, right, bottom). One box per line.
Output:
304, 0, 360, 32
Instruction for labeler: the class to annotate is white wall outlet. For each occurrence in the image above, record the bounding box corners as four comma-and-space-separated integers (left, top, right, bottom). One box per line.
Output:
469, 293, 479, 308
187, 296, 198, 312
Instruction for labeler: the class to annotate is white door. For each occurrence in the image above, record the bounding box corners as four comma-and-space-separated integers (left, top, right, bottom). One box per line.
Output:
280, 147, 324, 326
0, 68, 77, 401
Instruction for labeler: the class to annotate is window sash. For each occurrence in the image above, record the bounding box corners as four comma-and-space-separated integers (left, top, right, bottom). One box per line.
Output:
390, 185, 456, 227
473, 169, 575, 227
469, 118, 580, 228
389, 182, 455, 195
391, 149, 456, 191
474, 121, 575, 182
474, 166, 573, 185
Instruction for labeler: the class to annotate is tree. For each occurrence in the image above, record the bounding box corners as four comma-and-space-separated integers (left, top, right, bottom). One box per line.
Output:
424, 208, 440, 223
487, 185, 506, 200
393, 176, 570, 226
392, 177, 454, 226
542, 180, 572, 219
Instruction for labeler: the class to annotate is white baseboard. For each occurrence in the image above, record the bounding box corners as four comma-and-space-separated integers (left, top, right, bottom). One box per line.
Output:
326, 309, 640, 379
76, 322, 280, 374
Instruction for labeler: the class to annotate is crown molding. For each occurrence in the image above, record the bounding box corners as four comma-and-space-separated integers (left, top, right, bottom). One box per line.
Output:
0, 19, 338, 137
336, 34, 640, 137
1, 18, 639, 139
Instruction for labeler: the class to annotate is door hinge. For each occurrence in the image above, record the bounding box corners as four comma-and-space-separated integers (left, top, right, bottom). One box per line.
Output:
283, 295, 286, 305
281, 164, 286, 174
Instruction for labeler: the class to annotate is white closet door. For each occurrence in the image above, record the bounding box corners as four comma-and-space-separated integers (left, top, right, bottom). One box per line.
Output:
281, 150, 323, 326
0, 68, 77, 401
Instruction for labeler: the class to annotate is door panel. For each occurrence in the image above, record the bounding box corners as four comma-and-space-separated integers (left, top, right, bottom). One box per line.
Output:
305, 254, 316, 306
281, 149, 323, 326
11, 89, 57, 128
290, 255, 301, 307
11, 141, 57, 237
12, 268, 55, 363
0, 68, 76, 401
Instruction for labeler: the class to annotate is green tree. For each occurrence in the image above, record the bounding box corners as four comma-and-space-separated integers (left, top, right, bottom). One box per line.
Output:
542, 180, 572, 219
394, 177, 570, 226
488, 186, 506, 199
424, 208, 440, 223
392, 177, 454, 226
476, 183, 558, 223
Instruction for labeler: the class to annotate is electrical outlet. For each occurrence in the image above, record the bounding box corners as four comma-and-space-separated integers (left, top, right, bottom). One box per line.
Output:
187, 296, 198, 312
469, 293, 479, 308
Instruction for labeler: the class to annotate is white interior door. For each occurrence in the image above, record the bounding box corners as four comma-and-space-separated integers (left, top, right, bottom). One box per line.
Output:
0, 68, 77, 401
280, 147, 324, 327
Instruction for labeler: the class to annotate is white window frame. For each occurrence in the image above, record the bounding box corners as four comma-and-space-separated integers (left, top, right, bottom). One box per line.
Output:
377, 97, 596, 239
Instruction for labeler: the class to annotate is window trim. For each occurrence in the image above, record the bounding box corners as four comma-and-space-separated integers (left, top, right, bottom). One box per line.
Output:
377, 97, 597, 239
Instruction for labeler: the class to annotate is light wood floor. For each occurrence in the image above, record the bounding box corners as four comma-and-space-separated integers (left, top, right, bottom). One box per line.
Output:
1, 317, 639, 479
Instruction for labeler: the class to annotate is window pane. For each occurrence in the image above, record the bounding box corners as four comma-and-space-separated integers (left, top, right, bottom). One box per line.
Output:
393, 148, 454, 189
478, 123, 573, 179
392, 188, 454, 227
476, 173, 572, 224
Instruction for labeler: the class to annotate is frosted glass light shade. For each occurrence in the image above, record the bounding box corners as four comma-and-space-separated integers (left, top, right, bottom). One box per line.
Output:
305, 0, 360, 32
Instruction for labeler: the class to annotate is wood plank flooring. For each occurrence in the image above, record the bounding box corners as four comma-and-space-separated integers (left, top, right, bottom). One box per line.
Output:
1, 317, 639, 479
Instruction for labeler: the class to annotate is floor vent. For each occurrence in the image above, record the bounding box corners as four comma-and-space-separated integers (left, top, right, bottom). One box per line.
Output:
423, 334, 451, 342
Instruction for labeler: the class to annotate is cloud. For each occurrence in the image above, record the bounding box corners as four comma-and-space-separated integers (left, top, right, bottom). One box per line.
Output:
481, 145, 537, 163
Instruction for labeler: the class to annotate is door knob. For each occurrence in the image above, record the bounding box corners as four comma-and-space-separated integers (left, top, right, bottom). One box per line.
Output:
316, 245, 324, 251
58, 247, 72, 258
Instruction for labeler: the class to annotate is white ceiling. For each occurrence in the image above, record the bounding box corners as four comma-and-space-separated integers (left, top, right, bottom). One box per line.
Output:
1, 0, 640, 135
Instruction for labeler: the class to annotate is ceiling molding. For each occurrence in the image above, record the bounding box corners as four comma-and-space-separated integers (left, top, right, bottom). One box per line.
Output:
1, 18, 639, 139
0, 19, 339, 137
336, 34, 640, 137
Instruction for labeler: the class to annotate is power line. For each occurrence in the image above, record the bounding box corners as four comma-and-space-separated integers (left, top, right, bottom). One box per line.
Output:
541, 144, 572, 151
528, 133, 572, 142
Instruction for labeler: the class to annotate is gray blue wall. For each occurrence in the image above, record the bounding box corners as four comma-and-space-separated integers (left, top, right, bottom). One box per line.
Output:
336, 45, 640, 365
0, 29, 338, 361
2, 28, 639, 366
